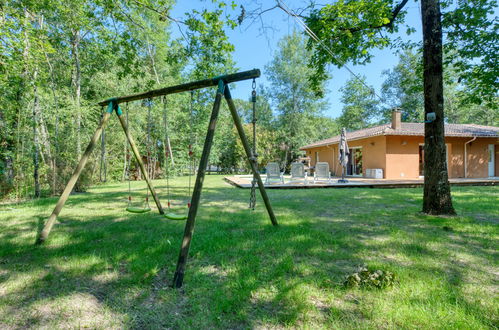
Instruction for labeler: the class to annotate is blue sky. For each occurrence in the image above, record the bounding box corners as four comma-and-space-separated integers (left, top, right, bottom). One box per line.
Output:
171, 0, 423, 118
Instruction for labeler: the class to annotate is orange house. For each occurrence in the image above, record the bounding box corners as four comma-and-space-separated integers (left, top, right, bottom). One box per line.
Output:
300, 111, 499, 179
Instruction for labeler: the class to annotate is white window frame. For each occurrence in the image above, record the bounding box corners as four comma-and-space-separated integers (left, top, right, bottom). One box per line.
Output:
488, 144, 495, 177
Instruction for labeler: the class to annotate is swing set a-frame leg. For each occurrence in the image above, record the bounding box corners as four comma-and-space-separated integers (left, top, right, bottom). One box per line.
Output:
172, 80, 225, 288
37, 104, 164, 244
36, 111, 112, 244
172, 81, 279, 288
224, 85, 278, 226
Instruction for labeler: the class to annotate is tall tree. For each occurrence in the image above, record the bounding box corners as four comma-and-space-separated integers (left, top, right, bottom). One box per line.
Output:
265, 31, 328, 167
182, 5, 237, 168
338, 76, 380, 130
442, 0, 498, 111
0, 0, 184, 198
381, 47, 494, 125
381, 49, 424, 122
421, 0, 455, 214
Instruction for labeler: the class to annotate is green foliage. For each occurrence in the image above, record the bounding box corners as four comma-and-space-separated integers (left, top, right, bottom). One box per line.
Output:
305, 0, 405, 92
233, 123, 280, 171
184, 7, 236, 79
381, 48, 498, 125
0, 0, 238, 200
442, 0, 498, 111
303, 0, 497, 113
381, 49, 424, 122
338, 75, 380, 130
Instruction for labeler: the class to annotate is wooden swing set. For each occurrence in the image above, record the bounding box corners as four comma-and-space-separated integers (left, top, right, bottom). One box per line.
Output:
36, 69, 278, 288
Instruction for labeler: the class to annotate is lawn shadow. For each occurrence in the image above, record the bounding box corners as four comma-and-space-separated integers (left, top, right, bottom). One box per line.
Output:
0, 179, 497, 328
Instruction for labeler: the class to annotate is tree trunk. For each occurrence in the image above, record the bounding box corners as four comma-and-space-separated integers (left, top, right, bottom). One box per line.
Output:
15, 93, 23, 200
71, 29, 82, 158
421, 0, 455, 215
53, 115, 59, 195
33, 70, 41, 198
35, 101, 52, 165
34, 15, 52, 167
22, 8, 41, 198
19, 8, 29, 200
146, 36, 160, 85
45, 50, 59, 195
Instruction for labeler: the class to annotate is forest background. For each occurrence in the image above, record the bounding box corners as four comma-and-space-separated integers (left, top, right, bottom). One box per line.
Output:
1, 0, 497, 200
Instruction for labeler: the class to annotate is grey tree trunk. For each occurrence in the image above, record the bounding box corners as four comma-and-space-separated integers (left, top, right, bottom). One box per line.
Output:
15, 96, 23, 200
45, 49, 59, 195
421, 0, 455, 214
71, 29, 82, 158
34, 15, 52, 167
33, 70, 41, 198
22, 8, 41, 198
19, 8, 30, 200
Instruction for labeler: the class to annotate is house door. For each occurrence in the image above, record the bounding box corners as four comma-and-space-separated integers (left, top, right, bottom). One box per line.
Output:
347, 148, 363, 176
488, 144, 495, 177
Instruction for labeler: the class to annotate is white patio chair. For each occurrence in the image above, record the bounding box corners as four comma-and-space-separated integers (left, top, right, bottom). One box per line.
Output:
314, 162, 332, 184
288, 162, 308, 184
265, 162, 284, 184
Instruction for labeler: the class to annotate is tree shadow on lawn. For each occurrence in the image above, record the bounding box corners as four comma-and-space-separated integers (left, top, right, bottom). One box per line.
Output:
0, 185, 497, 328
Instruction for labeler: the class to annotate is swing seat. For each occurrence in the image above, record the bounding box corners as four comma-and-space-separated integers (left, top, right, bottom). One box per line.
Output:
126, 207, 152, 214
164, 212, 188, 220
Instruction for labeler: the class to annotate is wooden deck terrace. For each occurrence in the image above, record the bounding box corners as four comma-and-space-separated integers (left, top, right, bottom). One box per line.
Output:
224, 175, 499, 189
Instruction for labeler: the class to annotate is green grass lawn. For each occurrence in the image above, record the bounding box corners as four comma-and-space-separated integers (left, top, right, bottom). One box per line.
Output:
0, 175, 497, 328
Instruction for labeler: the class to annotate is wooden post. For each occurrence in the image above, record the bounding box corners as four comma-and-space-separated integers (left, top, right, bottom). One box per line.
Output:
36, 111, 112, 244
224, 86, 278, 227
172, 80, 225, 288
116, 113, 164, 214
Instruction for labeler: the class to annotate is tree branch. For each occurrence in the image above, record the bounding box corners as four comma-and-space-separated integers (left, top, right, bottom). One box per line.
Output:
337, 0, 410, 33
129, 0, 185, 25
248, 0, 409, 34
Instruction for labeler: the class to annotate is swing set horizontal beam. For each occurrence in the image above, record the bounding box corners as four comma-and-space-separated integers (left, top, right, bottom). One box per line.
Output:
98, 69, 260, 106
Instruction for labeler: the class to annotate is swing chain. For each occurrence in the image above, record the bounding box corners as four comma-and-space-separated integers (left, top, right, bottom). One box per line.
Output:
187, 90, 194, 208
163, 96, 171, 209
125, 103, 132, 207
145, 98, 152, 208
249, 78, 257, 210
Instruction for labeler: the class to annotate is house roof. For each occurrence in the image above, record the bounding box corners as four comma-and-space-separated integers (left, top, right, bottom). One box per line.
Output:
300, 123, 499, 150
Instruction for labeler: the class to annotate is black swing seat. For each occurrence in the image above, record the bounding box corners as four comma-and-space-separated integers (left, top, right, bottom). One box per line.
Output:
126, 207, 152, 214
164, 212, 188, 220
